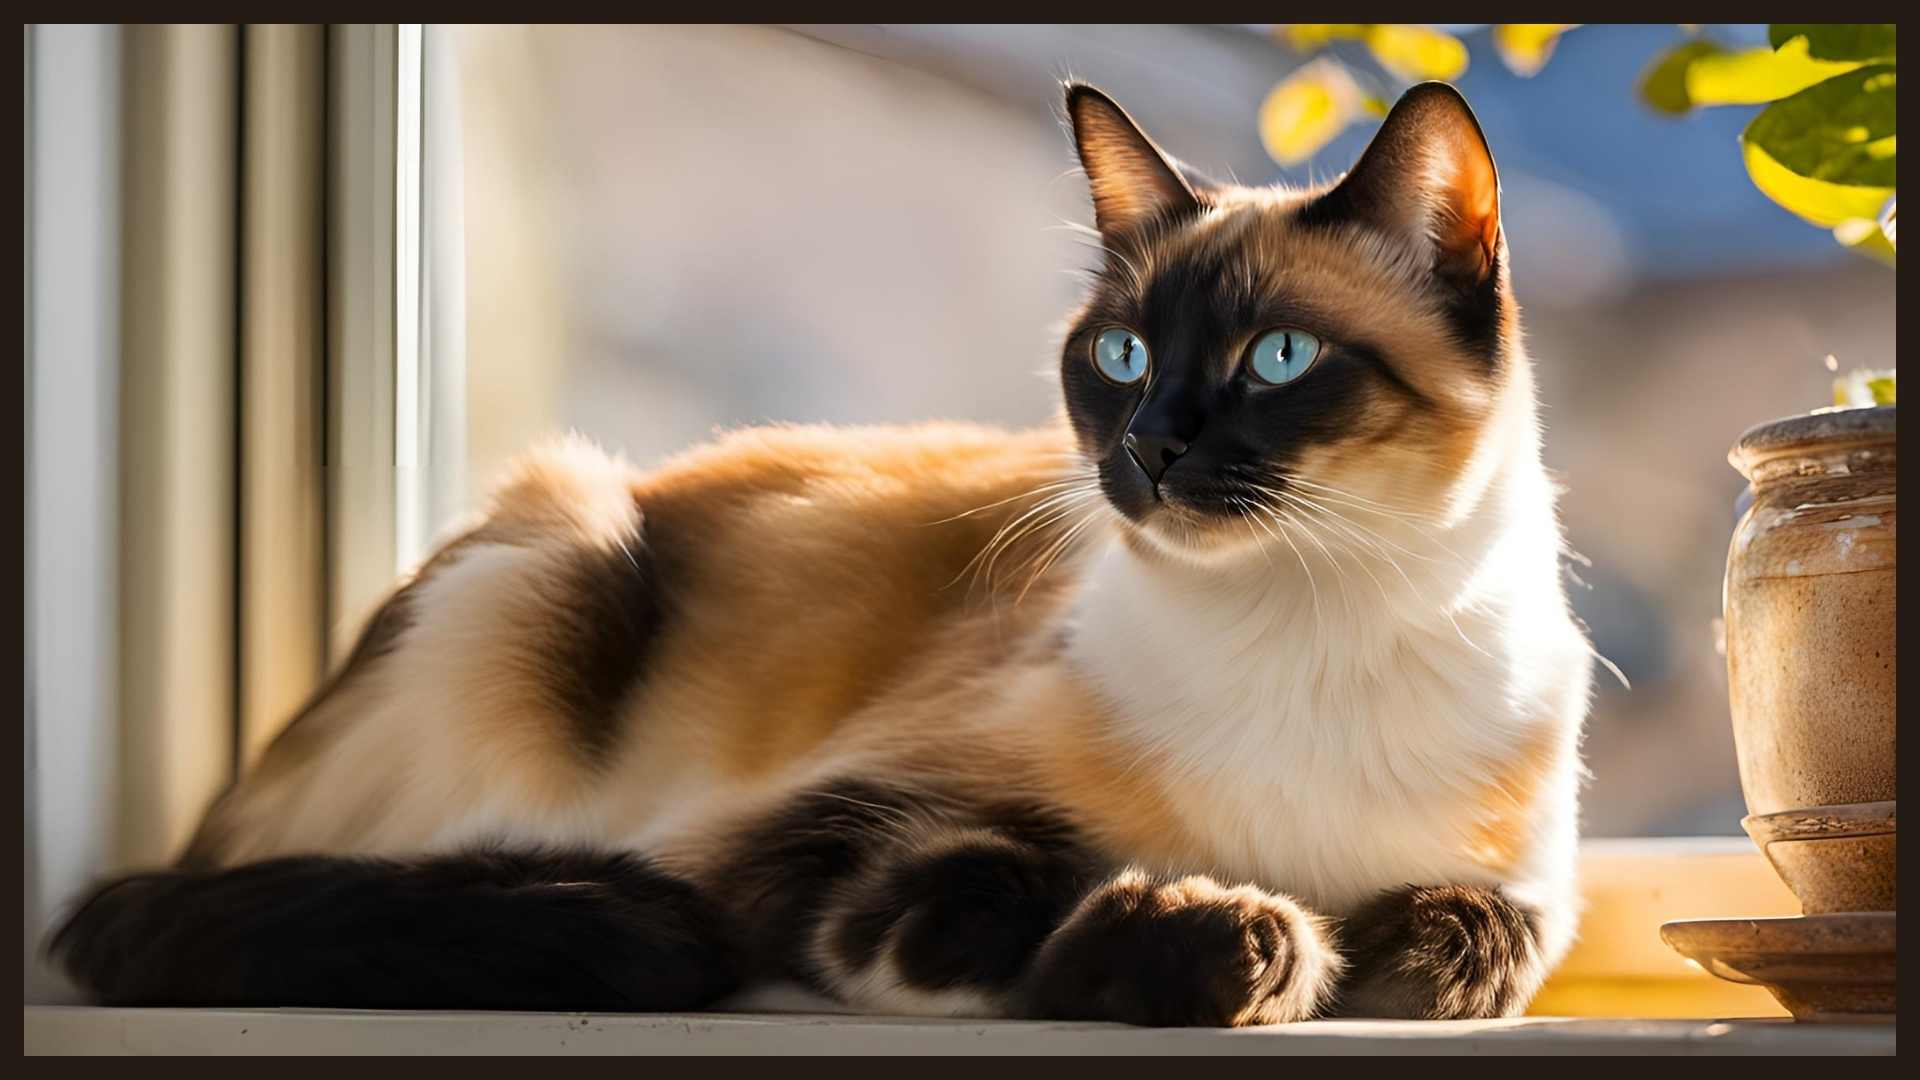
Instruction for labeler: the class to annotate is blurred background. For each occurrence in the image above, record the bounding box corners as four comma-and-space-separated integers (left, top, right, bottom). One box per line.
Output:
452, 24, 1896, 838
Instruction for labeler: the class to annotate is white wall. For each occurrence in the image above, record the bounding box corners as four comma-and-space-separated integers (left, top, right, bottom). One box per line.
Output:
24, 23, 122, 1004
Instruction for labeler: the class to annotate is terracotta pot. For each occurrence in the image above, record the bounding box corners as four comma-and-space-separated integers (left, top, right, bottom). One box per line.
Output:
1724, 405, 1896, 912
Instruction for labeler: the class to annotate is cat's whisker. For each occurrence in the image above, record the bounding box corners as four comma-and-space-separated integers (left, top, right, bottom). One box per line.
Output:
1267, 470, 1443, 526
1267, 492, 1394, 608
1242, 499, 1320, 632
1277, 475, 1435, 519
1271, 488, 1422, 566
1252, 476, 1433, 531
1270, 488, 1427, 607
1228, 497, 1274, 569
964, 487, 1103, 597
1255, 494, 1353, 608
1270, 490, 1496, 659
1297, 497, 1474, 587
957, 483, 1097, 579
1271, 476, 1465, 556
1015, 504, 1106, 604
1256, 482, 1460, 569
925, 472, 1095, 525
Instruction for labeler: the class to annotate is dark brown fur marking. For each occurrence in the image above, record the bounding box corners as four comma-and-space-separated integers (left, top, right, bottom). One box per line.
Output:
540, 510, 664, 767
1333, 883, 1541, 1019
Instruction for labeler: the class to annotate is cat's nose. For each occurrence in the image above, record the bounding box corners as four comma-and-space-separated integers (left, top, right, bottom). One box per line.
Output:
1123, 431, 1189, 487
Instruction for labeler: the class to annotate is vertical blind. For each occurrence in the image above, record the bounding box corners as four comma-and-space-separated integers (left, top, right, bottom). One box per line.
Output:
116, 24, 242, 868
24, 23, 460, 1000
239, 26, 327, 771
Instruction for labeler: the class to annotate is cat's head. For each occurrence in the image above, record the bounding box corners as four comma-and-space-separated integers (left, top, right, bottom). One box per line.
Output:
1059, 82, 1526, 565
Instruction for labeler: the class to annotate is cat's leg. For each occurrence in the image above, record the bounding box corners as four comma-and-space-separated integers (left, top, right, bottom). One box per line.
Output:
1019, 870, 1344, 1026
713, 784, 1098, 1017
717, 784, 1340, 1025
1329, 883, 1546, 1019
816, 823, 1098, 1016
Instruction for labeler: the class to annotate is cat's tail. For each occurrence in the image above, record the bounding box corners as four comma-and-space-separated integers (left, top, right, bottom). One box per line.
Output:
46, 848, 745, 1010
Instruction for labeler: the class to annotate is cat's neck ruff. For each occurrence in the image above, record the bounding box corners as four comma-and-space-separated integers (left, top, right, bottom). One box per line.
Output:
1064, 413, 1564, 782
1062, 430, 1581, 910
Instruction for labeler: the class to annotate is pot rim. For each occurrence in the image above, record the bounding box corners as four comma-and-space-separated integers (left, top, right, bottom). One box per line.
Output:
1743, 801, 1896, 845
1729, 405, 1896, 476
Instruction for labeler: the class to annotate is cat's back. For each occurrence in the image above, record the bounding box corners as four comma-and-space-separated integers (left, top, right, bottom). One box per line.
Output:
188, 420, 1090, 864
608, 419, 1091, 771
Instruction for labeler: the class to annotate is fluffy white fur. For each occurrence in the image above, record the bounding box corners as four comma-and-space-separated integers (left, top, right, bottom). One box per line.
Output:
1067, 357, 1591, 976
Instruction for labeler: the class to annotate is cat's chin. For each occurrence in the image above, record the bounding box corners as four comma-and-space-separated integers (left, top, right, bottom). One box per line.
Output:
1123, 510, 1276, 571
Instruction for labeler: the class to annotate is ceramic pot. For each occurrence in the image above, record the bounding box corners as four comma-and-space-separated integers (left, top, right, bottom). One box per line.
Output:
1743, 802, 1895, 914
1724, 405, 1895, 911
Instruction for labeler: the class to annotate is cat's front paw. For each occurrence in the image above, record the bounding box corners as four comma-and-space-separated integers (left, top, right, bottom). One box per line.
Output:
1335, 884, 1543, 1019
1022, 872, 1341, 1027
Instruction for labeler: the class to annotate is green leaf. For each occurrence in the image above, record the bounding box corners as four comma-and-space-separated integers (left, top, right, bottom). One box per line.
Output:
1769, 24, 1895, 62
1639, 39, 1726, 114
1744, 65, 1896, 189
1746, 138, 1895, 228
1686, 37, 1864, 107
1641, 37, 1864, 113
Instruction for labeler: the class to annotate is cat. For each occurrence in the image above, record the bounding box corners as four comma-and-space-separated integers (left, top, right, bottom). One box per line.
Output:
52, 81, 1594, 1026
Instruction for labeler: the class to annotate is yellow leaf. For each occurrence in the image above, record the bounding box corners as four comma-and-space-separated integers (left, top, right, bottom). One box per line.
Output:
1279, 24, 1370, 52
1685, 36, 1862, 107
1259, 59, 1366, 166
1494, 24, 1577, 77
1743, 137, 1895, 228
1364, 25, 1469, 81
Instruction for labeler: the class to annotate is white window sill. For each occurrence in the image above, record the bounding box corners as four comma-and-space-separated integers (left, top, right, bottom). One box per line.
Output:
24, 1006, 1893, 1056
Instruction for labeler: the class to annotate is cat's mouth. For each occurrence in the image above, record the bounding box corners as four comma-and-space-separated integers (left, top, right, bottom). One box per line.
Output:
1100, 457, 1289, 560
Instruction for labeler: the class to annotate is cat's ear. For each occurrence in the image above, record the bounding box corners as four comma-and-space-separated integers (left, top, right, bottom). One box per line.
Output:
1310, 82, 1501, 290
1065, 83, 1203, 239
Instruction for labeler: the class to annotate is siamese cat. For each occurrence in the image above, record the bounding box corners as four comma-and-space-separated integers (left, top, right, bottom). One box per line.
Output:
56, 81, 1594, 1026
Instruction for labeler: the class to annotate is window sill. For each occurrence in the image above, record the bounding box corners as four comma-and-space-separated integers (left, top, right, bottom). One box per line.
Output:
27, 838, 1837, 1053
23, 1006, 1894, 1056
1534, 837, 1803, 1019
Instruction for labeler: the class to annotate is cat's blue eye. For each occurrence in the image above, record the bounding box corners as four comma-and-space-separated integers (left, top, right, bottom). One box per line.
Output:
1092, 328, 1150, 386
1247, 329, 1322, 386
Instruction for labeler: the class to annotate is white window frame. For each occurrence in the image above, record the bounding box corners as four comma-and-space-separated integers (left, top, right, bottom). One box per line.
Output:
326, 22, 464, 662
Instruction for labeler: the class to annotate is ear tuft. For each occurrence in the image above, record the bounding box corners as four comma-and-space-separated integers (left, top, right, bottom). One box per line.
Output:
1064, 83, 1202, 240
1309, 82, 1501, 290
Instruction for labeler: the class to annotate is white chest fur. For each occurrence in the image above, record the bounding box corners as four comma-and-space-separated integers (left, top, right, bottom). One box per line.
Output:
1065, 494, 1590, 919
